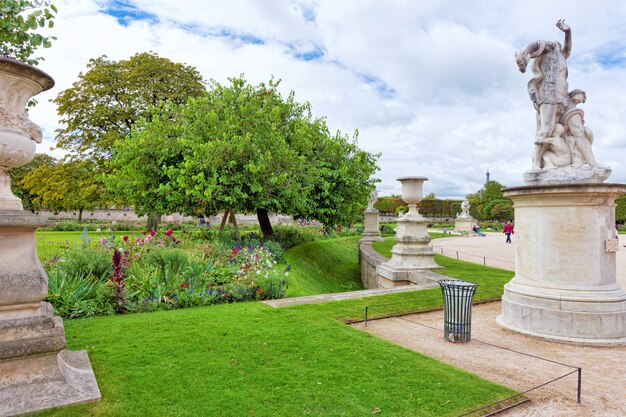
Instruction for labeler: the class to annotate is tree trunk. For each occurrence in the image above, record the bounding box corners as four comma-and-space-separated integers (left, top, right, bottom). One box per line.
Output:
146, 213, 161, 231
78, 208, 83, 222
219, 210, 229, 230
228, 209, 241, 240
257, 208, 274, 238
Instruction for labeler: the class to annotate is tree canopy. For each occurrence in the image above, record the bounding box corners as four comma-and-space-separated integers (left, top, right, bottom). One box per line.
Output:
107, 76, 379, 236
0, 0, 57, 65
7, 153, 56, 211
466, 180, 513, 221
53, 52, 206, 162
20, 159, 108, 219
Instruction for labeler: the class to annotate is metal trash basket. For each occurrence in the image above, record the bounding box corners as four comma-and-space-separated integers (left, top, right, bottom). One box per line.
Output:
439, 279, 479, 343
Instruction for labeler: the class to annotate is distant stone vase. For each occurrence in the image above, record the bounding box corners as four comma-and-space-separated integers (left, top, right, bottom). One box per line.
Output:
398, 176, 427, 217
0, 57, 54, 210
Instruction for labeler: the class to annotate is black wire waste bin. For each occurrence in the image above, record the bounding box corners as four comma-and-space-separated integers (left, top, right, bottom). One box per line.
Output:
439, 279, 479, 343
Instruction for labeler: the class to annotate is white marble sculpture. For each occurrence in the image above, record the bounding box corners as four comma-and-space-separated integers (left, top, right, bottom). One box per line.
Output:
457, 200, 471, 219
366, 188, 378, 211
515, 19, 610, 184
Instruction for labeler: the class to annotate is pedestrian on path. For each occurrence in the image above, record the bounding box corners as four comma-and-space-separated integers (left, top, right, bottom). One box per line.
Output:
503, 221, 514, 243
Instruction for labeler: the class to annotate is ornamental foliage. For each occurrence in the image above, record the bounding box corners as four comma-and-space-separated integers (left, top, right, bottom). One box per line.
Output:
0, 0, 57, 65
108, 76, 379, 236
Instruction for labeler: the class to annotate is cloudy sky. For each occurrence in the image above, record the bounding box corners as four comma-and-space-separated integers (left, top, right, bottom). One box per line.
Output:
28, 0, 626, 198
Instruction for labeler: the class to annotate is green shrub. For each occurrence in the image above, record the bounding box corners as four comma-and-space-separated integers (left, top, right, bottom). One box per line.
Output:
57, 247, 112, 281
46, 269, 113, 318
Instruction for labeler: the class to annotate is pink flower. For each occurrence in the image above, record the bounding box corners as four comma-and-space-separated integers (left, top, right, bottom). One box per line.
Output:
150, 230, 156, 236
165, 229, 173, 236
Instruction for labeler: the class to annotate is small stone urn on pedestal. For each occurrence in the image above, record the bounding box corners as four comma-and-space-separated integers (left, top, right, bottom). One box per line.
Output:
360, 189, 382, 243
0, 58, 100, 417
376, 177, 441, 286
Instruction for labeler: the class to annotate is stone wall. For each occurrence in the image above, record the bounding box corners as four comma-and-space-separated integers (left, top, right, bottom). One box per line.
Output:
359, 242, 416, 289
37, 209, 295, 225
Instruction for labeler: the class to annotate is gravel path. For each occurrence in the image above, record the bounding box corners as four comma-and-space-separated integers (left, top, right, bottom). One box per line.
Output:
353, 234, 626, 416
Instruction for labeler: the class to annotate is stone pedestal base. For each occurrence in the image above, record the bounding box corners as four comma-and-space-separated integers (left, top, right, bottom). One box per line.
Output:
0, 350, 100, 417
376, 212, 442, 285
498, 183, 626, 345
360, 209, 382, 243
0, 211, 100, 416
455, 218, 477, 234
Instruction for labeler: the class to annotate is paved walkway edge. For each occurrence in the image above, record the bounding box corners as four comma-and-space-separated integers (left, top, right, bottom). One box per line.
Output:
262, 284, 438, 308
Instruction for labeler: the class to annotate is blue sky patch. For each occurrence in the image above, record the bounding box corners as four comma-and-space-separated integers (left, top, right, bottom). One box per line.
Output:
360, 74, 397, 99
292, 46, 325, 61
595, 49, 626, 68
102, 1, 158, 26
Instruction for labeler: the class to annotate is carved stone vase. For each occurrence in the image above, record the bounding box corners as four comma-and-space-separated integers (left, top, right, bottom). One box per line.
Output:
0, 57, 100, 417
376, 176, 441, 286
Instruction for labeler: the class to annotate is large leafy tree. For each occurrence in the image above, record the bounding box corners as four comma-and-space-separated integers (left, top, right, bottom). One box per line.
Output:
108, 76, 379, 237
7, 153, 56, 211
52, 51, 206, 162
466, 180, 513, 221
20, 159, 108, 220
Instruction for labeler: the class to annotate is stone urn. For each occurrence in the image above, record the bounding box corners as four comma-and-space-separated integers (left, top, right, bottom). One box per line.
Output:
0, 57, 100, 417
376, 176, 441, 287
398, 176, 427, 218
0, 58, 53, 210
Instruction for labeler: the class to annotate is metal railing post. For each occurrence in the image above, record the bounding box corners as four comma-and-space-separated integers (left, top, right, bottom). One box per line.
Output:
577, 367, 582, 403
364, 306, 368, 327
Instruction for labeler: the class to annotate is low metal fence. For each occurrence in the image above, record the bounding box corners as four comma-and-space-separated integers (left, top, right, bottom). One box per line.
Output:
356, 300, 582, 416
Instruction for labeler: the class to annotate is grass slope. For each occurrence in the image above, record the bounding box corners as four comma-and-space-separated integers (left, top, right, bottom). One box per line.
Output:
284, 236, 363, 297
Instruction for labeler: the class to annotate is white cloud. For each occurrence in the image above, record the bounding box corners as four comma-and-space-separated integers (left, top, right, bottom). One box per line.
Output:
19, 0, 626, 199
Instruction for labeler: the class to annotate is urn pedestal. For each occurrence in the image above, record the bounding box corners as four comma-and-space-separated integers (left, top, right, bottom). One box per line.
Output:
0, 58, 100, 416
497, 183, 626, 345
360, 208, 383, 243
377, 177, 442, 285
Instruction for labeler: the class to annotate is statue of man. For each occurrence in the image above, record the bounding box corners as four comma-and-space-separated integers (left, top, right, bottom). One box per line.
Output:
516, 19, 571, 170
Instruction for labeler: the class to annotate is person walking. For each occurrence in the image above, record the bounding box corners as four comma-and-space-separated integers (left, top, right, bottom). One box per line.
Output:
503, 221, 514, 243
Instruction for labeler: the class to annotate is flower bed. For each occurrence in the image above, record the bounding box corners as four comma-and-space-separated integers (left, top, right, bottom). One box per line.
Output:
45, 228, 289, 318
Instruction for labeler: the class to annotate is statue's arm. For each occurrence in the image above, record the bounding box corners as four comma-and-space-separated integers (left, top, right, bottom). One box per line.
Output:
515, 41, 543, 73
556, 19, 572, 59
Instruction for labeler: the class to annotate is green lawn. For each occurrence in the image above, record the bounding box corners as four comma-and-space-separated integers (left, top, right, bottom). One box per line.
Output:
36, 230, 137, 262
34, 299, 514, 417
29, 232, 516, 417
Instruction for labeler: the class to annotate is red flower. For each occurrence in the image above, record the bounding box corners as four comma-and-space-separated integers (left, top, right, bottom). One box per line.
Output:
180, 283, 188, 288
123, 235, 129, 243
150, 230, 156, 236
165, 229, 173, 236
256, 289, 264, 294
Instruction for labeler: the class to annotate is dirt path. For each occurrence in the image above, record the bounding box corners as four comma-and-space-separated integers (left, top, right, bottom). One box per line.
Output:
353, 302, 626, 416
352, 234, 626, 416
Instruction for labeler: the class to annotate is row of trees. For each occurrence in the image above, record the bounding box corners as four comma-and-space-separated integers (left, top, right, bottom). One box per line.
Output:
374, 195, 462, 217
9, 53, 379, 235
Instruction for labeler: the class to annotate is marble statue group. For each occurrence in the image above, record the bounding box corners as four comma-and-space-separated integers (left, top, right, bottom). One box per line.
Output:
515, 20, 609, 183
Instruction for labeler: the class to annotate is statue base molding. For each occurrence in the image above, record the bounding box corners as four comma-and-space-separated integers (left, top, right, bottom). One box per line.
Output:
498, 183, 626, 345
523, 165, 611, 186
